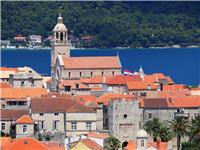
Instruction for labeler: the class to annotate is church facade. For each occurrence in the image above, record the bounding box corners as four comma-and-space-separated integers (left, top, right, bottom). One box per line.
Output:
51, 14, 122, 91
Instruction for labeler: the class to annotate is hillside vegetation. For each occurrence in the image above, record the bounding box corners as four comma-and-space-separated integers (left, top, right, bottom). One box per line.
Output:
2, 1, 200, 48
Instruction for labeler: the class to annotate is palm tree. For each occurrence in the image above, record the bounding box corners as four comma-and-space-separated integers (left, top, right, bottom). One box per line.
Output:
106, 136, 121, 150
158, 124, 173, 142
189, 115, 200, 150
169, 116, 189, 150
143, 118, 162, 141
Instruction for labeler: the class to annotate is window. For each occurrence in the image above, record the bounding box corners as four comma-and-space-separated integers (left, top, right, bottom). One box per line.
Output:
124, 114, 127, 119
22, 125, 27, 133
64, 86, 71, 92
112, 71, 115, 76
71, 122, 77, 130
86, 122, 91, 130
75, 84, 79, 89
91, 72, 93, 77
54, 113, 58, 116
39, 113, 44, 116
80, 72, 82, 77
53, 121, 59, 130
60, 32, 63, 41
141, 139, 144, 147
56, 32, 59, 39
102, 72, 104, 76
21, 80, 25, 86
39, 121, 44, 130
148, 113, 152, 119
1, 123, 5, 130
1, 104, 5, 109
68, 72, 71, 78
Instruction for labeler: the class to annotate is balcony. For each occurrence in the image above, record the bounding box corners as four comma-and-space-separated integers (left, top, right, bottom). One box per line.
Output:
174, 112, 190, 118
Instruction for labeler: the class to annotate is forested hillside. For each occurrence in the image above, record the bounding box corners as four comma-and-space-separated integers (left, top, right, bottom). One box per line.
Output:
2, 1, 200, 48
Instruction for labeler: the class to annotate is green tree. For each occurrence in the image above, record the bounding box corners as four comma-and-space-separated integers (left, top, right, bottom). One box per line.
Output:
106, 136, 121, 150
143, 118, 162, 141
158, 124, 173, 142
169, 116, 189, 150
189, 115, 200, 150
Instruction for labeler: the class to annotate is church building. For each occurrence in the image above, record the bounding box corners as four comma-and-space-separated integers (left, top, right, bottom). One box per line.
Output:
51, 14, 122, 91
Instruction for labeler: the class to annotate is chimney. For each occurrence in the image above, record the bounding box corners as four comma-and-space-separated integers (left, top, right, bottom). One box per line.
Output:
156, 138, 161, 150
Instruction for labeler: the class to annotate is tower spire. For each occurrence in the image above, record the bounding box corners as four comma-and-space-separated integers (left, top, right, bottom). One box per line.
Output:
57, 13, 63, 24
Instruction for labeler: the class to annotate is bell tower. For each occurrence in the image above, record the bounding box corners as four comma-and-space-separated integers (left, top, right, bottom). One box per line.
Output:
51, 13, 70, 68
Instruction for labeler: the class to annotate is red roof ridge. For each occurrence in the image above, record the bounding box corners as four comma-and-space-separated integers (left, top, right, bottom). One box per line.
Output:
16, 115, 33, 124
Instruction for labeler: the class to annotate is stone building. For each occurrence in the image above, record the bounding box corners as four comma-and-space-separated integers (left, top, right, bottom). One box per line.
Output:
9, 67, 43, 88
108, 99, 140, 143
51, 14, 122, 91
31, 97, 97, 138
142, 96, 200, 122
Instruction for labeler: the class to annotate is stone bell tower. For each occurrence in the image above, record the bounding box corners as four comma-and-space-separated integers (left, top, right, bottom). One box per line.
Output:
51, 13, 70, 69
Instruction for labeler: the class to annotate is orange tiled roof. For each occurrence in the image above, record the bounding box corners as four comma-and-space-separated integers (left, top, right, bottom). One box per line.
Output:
0, 67, 18, 72
80, 76, 112, 84
0, 82, 10, 88
87, 132, 109, 139
168, 96, 200, 108
80, 138, 103, 150
96, 94, 135, 105
106, 75, 142, 85
147, 90, 191, 98
16, 115, 33, 124
190, 87, 200, 91
125, 140, 168, 150
163, 84, 187, 91
62, 56, 121, 69
144, 96, 200, 108
144, 75, 159, 83
5, 137, 48, 150
125, 141, 136, 150
75, 95, 96, 105
66, 102, 96, 113
0, 137, 12, 150
0, 88, 48, 99
127, 82, 157, 90
153, 73, 174, 84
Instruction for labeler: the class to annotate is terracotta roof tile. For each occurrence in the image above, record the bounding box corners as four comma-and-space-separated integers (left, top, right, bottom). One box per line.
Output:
0, 67, 18, 72
62, 56, 121, 69
163, 84, 187, 91
66, 102, 96, 113
80, 76, 112, 84
80, 138, 103, 150
144, 75, 159, 83
16, 115, 33, 124
106, 75, 142, 85
127, 82, 157, 90
75, 95, 96, 105
0, 82, 10, 88
0, 88, 48, 99
7, 137, 48, 150
87, 132, 109, 139
31, 97, 95, 113
96, 94, 135, 105
1, 109, 29, 121
125, 140, 168, 150
143, 96, 200, 108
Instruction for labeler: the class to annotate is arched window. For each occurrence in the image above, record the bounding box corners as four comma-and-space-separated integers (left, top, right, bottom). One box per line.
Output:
56, 32, 59, 39
112, 71, 115, 76
60, 32, 63, 41
80, 72, 82, 77
141, 139, 144, 147
91, 72, 93, 77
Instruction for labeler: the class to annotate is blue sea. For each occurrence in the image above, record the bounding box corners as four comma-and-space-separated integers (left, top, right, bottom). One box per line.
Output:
1, 48, 200, 86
